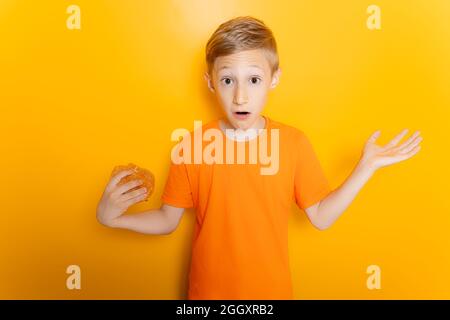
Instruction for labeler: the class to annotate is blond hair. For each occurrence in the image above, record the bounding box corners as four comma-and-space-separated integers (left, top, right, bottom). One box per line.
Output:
205, 16, 279, 75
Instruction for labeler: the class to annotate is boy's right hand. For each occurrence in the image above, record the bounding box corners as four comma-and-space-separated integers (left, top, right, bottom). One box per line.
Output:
96, 169, 148, 227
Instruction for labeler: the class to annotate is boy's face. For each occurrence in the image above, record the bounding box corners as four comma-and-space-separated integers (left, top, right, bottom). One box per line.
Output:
205, 49, 281, 130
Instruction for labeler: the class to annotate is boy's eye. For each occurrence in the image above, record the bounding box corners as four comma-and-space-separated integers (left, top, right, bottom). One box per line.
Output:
221, 78, 233, 85
250, 77, 261, 84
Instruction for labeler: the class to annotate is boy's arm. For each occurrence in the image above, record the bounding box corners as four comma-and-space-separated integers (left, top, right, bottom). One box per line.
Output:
305, 160, 374, 230
305, 129, 422, 230
97, 168, 186, 235
108, 204, 184, 235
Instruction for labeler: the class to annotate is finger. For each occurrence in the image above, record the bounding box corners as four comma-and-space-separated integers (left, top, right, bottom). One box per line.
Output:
393, 130, 420, 151
112, 179, 144, 197
382, 128, 409, 150
365, 130, 381, 146
393, 144, 421, 163
122, 192, 148, 208
119, 186, 147, 202
398, 135, 422, 154
410, 144, 421, 156
106, 169, 136, 193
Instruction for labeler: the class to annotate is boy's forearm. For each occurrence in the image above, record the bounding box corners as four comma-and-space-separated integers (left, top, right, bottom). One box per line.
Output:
316, 160, 375, 229
108, 208, 175, 235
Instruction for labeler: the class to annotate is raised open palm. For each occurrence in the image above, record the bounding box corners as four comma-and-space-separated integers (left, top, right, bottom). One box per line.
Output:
361, 129, 423, 171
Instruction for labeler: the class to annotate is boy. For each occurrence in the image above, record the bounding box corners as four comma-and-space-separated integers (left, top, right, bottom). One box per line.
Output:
96, 16, 422, 300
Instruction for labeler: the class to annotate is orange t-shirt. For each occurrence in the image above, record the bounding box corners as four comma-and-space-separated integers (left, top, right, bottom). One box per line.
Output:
161, 115, 331, 299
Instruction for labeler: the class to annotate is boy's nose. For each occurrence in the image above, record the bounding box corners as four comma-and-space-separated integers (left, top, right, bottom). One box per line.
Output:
233, 85, 248, 105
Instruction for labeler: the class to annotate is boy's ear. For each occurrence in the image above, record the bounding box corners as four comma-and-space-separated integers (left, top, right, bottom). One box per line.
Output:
204, 72, 215, 93
270, 67, 281, 89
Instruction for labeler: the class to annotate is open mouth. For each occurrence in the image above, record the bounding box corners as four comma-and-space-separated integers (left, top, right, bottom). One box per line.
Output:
233, 111, 251, 120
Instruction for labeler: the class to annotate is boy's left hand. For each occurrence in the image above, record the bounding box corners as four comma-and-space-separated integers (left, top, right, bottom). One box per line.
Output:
359, 129, 423, 173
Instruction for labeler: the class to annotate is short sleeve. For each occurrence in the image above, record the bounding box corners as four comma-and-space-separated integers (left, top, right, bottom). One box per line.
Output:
294, 131, 331, 210
161, 160, 194, 208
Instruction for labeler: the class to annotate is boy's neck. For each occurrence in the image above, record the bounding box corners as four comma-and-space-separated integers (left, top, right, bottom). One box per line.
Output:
220, 115, 266, 131
219, 115, 266, 142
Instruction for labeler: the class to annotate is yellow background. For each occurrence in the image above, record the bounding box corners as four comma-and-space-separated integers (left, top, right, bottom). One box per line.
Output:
1, 0, 449, 299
